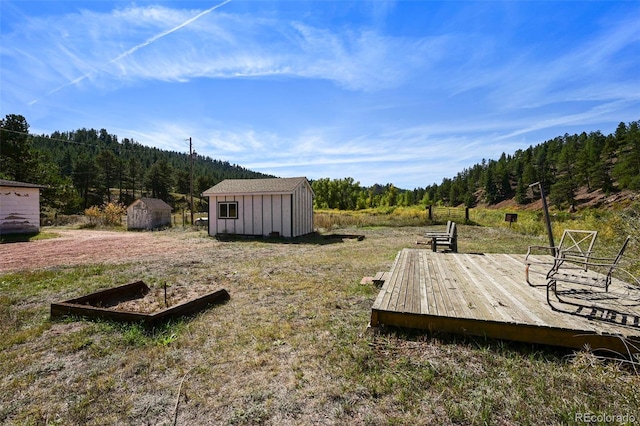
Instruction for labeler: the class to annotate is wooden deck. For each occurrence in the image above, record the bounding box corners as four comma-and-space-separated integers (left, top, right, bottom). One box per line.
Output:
370, 249, 640, 354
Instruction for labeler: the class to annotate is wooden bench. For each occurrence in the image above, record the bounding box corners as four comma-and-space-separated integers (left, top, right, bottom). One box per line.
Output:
525, 229, 598, 286
423, 220, 452, 239
430, 221, 457, 253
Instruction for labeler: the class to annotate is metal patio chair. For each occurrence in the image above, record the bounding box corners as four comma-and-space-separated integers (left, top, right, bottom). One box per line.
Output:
525, 229, 598, 286
545, 236, 640, 327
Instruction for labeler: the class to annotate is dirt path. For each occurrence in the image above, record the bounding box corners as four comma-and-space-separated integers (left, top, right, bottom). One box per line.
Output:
0, 229, 205, 273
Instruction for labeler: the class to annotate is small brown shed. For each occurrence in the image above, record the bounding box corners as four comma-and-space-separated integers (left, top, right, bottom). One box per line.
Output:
126, 198, 172, 230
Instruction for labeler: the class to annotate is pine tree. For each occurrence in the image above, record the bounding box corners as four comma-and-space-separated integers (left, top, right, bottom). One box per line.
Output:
73, 154, 98, 209
613, 121, 640, 190
96, 150, 119, 203
515, 177, 528, 204
0, 114, 39, 182
144, 158, 174, 200
127, 157, 142, 200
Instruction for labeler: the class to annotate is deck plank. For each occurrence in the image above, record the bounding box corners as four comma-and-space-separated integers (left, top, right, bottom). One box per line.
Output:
434, 255, 474, 319
394, 250, 410, 312
409, 251, 421, 313
460, 254, 546, 325
425, 254, 440, 315
378, 251, 403, 311
371, 248, 640, 353
444, 255, 488, 320
431, 255, 456, 316
445, 253, 513, 322
418, 251, 429, 315
403, 250, 417, 312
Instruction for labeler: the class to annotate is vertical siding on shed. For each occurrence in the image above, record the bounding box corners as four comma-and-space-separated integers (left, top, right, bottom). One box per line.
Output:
235, 196, 244, 235
127, 202, 171, 230
151, 210, 171, 229
281, 194, 292, 237
262, 195, 272, 236
291, 182, 313, 237
128, 205, 148, 229
293, 184, 302, 237
206, 180, 313, 238
253, 195, 263, 236
242, 195, 252, 235
227, 196, 236, 234
271, 194, 282, 236
208, 196, 217, 236
307, 183, 314, 234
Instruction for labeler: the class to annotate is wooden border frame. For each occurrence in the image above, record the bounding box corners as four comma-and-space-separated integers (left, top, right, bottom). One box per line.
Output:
51, 281, 230, 325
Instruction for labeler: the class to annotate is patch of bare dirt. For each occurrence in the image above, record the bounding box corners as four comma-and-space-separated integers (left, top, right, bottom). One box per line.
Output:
0, 229, 214, 273
110, 283, 214, 313
574, 188, 639, 208
476, 187, 638, 211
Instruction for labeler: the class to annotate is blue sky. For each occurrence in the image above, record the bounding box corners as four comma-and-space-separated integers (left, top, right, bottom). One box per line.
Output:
1, 1, 639, 189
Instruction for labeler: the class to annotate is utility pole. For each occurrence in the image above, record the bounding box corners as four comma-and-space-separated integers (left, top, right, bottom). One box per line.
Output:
530, 181, 555, 256
189, 137, 194, 225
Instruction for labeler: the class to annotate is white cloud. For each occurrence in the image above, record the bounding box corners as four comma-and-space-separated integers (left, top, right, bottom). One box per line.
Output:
2, 2, 637, 189
3, 2, 458, 104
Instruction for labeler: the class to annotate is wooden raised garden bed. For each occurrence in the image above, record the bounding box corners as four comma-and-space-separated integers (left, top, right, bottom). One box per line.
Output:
50, 281, 229, 325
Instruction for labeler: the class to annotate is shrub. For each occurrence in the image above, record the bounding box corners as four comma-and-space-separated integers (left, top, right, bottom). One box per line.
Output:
84, 206, 101, 225
102, 202, 126, 226
83, 203, 126, 227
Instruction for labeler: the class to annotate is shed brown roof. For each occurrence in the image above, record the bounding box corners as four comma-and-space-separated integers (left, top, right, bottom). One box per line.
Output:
128, 198, 172, 211
0, 179, 47, 189
202, 177, 311, 196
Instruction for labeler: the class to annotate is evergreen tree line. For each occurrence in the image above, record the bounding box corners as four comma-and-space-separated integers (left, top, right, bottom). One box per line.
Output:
310, 120, 640, 210
2, 114, 638, 214
0, 114, 272, 214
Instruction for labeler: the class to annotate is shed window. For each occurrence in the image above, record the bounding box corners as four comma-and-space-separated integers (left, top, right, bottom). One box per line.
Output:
218, 201, 238, 219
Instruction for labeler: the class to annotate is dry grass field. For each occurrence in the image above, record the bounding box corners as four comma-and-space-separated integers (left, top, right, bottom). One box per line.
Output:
1, 224, 639, 425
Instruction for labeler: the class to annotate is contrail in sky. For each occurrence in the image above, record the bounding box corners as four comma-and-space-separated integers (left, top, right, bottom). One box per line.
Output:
29, 0, 231, 105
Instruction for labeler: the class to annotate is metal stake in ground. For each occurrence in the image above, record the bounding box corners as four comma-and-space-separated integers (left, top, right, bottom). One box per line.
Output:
164, 282, 168, 307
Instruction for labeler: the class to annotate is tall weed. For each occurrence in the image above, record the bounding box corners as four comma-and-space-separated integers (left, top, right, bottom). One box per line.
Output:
315, 203, 639, 275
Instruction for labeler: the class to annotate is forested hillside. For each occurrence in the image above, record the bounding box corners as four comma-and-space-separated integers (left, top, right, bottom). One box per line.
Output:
0, 114, 272, 214
310, 120, 640, 210
435, 120, 640, 209
1, 114, 638, 215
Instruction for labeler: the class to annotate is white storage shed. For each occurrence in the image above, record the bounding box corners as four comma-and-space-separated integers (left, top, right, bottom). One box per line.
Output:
202, 177, 314, 238
126, 198, 172, 230
0, 179, 46, 235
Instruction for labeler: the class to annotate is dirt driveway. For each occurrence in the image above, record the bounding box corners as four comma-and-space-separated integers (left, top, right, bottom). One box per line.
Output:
0, 229, 213, 273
